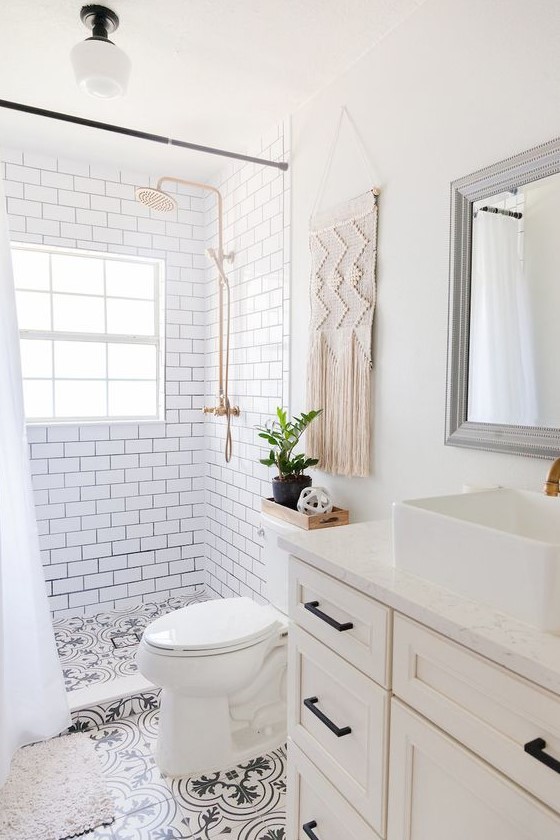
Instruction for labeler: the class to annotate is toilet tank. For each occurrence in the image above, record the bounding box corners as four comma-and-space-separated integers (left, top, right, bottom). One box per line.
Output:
260, 512, 299, 615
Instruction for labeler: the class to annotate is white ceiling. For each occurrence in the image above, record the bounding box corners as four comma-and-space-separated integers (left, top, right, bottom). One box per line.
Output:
0, 0, 425, 178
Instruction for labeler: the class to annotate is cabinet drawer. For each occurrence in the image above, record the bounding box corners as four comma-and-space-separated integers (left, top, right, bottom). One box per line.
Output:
289, 556, 391, 687
288, 739, 380, 840
393, 614, 560, 814
289, 624, 389, 835
388, 699, 560, 840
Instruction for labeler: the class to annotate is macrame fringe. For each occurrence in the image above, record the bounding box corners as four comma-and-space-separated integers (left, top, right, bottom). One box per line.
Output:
307, 332, 370, 477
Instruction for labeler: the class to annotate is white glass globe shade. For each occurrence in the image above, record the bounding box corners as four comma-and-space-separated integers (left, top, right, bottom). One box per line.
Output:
70, 39, 131, 99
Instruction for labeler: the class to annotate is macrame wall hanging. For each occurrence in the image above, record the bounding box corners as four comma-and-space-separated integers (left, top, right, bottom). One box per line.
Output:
306, 107, 380, 478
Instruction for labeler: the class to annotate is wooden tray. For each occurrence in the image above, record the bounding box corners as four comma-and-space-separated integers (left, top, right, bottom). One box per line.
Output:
262, 497, 349, 530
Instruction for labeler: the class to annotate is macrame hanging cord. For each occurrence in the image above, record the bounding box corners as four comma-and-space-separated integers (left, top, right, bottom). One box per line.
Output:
306, 107, 380, 478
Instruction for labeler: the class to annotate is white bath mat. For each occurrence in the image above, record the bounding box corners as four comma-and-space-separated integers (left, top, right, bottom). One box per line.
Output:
0, 732, 114, 840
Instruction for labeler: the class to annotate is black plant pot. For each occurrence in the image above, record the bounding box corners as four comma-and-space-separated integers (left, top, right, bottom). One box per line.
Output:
272, 475, 312, 510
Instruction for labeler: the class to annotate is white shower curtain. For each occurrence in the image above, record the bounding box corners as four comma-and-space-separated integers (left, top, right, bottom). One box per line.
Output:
0, 177, 70, 787
468, 211, 538, 425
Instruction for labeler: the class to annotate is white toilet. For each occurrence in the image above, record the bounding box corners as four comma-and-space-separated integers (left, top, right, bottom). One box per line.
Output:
136, 513, 296, 776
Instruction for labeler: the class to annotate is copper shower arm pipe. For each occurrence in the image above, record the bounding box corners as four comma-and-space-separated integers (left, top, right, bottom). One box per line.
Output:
157, 176, 225, 396
156, 176, 224, 255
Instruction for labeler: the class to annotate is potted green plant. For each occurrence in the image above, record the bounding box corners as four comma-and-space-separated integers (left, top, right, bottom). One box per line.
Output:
257, 407, 322, 509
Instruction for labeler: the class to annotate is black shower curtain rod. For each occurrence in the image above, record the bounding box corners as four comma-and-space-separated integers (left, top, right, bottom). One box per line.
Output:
0, 98, 289, 172
477, 205, 522, 219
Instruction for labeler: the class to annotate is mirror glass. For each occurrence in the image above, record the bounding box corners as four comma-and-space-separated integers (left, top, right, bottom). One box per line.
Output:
468, 171, 560, 427
446, 136, 560, 458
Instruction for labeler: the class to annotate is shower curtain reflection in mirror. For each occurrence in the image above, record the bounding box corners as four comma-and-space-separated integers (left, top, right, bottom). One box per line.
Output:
467, 210, 538, 426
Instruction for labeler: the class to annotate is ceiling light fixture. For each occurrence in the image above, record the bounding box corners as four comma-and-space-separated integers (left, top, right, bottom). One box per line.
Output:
70, 5, 131, 99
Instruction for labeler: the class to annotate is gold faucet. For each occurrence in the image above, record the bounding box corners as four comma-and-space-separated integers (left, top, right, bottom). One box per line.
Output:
202, 395, 240, 418
543, 458, 560, 496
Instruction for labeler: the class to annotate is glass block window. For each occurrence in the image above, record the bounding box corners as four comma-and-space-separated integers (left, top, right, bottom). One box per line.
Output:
12, 244, 165, 422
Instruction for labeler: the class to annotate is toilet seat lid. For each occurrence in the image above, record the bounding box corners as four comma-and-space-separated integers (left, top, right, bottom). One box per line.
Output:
142, 597, 282, 653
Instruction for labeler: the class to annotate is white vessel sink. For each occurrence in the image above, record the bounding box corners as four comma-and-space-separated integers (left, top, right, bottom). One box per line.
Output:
392, 488, 560, 633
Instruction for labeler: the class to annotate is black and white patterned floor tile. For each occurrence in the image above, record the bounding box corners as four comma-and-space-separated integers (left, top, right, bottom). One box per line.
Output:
54, 592, 209, 692
70, 690, 162, 732
168, 748, 286, 838
86, 707, 286, 840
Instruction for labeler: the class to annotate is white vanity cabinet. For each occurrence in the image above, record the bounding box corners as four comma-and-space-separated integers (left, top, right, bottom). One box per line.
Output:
287, 554, 560, 840
288, 558, 392, 839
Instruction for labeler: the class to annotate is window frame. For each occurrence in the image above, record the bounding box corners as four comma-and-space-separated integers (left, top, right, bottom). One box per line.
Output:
12, 242, 166, 424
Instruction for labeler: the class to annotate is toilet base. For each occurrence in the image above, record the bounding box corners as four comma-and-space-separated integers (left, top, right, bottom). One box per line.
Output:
156, 691, 229, 776
155, 688, 285, 777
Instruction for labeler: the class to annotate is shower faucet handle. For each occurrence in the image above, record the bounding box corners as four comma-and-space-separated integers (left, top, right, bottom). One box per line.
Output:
202, 404, 240, 417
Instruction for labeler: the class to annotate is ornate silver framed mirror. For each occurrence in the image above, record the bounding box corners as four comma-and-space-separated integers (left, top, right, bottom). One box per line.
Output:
446, 136, 560, 458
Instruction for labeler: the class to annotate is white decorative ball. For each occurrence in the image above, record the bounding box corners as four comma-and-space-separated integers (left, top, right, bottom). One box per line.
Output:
297, 486, 333, 515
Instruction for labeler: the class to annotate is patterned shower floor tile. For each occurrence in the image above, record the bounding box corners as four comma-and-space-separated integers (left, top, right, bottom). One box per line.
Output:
87, 706, 286, 840
54, 592, 209, 693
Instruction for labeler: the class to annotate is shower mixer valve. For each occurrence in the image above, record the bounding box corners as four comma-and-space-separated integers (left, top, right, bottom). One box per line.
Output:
202, 402, 240, 417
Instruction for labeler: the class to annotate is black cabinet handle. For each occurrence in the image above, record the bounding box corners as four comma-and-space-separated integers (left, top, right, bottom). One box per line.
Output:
304, 696, 352, 737
303, 820, 320, 840
304, 600, 353, 632
524, 738, 560, 774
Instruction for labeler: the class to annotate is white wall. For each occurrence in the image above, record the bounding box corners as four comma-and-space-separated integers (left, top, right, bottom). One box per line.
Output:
2, 150, 208, 616
204, 123, 291, 600
290, 0, 560, 521
2, 123, 290, 615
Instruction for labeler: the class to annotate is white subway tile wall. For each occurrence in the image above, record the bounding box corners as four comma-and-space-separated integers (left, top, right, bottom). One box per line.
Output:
204, 121, 291, 600
1, 120, 289, 616
2, 151, 208, 617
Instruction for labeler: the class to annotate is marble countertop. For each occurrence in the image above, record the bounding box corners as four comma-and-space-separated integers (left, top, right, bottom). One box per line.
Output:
280, 520, 560, 696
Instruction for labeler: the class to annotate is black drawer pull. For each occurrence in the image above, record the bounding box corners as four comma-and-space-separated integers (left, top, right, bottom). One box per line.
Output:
304, 600, 353, 632
303, 820, 320, 840
524, 738, 560, 774
304, 696, 352, 737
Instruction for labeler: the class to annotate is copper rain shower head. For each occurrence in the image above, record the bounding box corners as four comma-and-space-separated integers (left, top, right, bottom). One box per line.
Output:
135, 186, 177, 212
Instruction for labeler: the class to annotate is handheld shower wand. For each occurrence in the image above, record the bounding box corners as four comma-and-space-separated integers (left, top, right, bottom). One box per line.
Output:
135, 177, 240, 463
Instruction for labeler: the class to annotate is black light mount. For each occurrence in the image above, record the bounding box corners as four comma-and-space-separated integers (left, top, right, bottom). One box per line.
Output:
79, 5, 120, 42
71, 4, 130, 98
